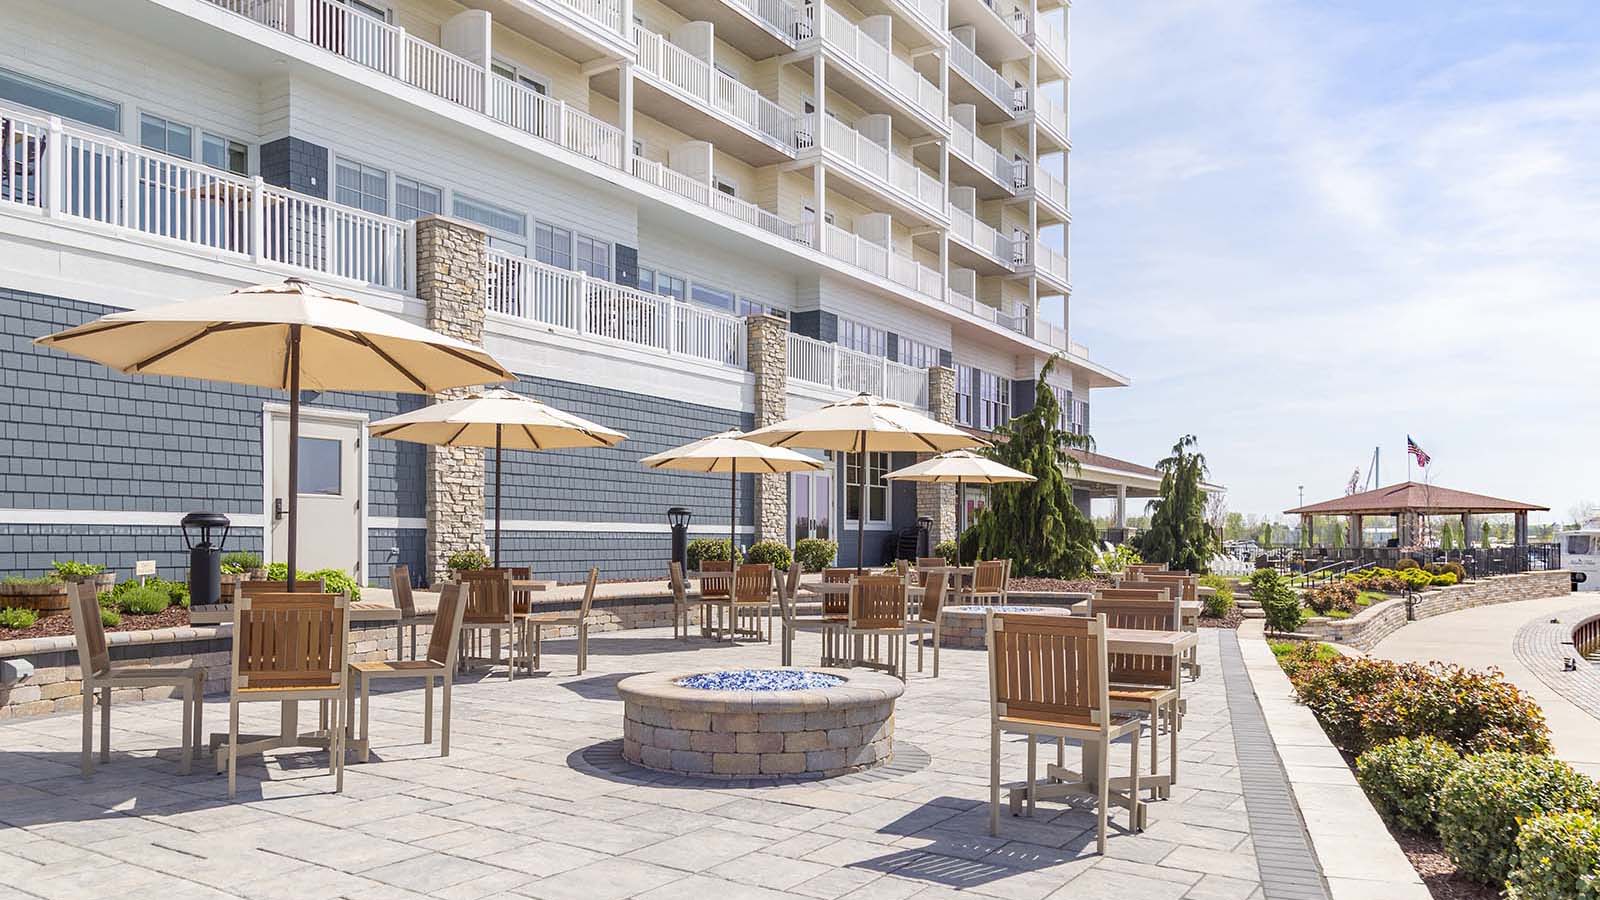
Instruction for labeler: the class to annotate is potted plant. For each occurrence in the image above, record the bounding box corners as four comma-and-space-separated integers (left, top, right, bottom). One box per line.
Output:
52, 560, 114, 592
220, 551, 264, 585
0, 574, 71, 613
446, 550, 492, 579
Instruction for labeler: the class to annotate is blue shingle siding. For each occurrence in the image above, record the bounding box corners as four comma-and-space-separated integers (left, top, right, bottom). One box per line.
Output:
485, 529, 676, 582
260, 136, 329, 200
0, 523, 263, 582
370, 526, 426, 587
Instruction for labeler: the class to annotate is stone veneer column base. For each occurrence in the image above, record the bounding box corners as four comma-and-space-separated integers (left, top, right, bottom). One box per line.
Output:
917, 365, 960, 545
747, 314, 789, 545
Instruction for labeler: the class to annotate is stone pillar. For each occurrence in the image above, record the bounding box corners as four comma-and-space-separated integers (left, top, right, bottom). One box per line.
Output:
1349, 513, 1363, 548
416, 215, 490, 584
1461, 512, 1473, 548
1114, 484, 1127, 529
746, 314, 789, 545
917, 366, 958, 544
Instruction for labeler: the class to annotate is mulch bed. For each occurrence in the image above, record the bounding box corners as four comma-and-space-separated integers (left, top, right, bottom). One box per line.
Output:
1198, 606, 1243, 629
1392, 831, 1499, 900
0, 607, 191, 642
1008, 576, 1112, 592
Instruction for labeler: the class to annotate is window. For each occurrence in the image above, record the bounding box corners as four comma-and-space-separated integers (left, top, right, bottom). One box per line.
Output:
839, 319, 887, 357
339, 0, 390, 21
656, 272, 686, 301
1569, 535, 1595, 556
0, 67, 120, 131
691, 283, 736, 312
737, 297, 784, 318
715, 177, 738, 197
534, 221, 571, 269
139, 113, 192, 159
845, 452, 888, 524
955, 364, 975, 427
394, 175, 442, 221
636, 267, 656, 293
898, 336, 941, 369
297, 437, 342, 496
576, 234, 610, 280
335, 157, 388, 215
491, 59, 548, 95
200, 132, 248, 174
978, 370, 1010, 431
1050, 384, 1072, 433
454, 194, 526, 254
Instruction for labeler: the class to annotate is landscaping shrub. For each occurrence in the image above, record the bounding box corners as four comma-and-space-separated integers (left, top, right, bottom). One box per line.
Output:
1198, 573, 1234, 618
1430, 571, 1458, 587
1095, 544, 1143, 574
743, 540, 792, 571
0, 607, 38, 629
687, 538, 741, 571
221, 551, 262, 574
1284, 655, 1552, 756
933, 540, 957, 564
445, 550, 491, 572
103, 577, 189, 609
1270, 640, 1338, 666
1399, 567, 1434, 590
1355, 736, 1462, 833
100, 607, 121, 628
1304, 581, 1358, 616
1344, 567, 1405, 593
1505, 809, 1600, 900
116, 585, 172, 615
305, 568, 360, 599
1396, 557, 1421, 570
51, 560, 105, 581
794, 538, 838, 572
1437, 752, 1600, 884
1251, 568, 1302, 633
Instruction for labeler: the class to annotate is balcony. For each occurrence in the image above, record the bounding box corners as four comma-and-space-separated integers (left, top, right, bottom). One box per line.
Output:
461, 0, 629, 62
1032, 15, 1068, 78
811, 115, 945, 223
947, 0, 1031, 67
632, 157, 810, 246
1033, 91, 1070, 150
787, 332, 929, 407
806, 7, 946, 135
648, 0, 807, 58
487, 250, 747, 368
0, 103, 410, 291
845, 0, 948, 47
1032, 239, 1070, 291
822, 223, 944, 300
948, 39, 1017, 123
943, 118, 1020, 197
1031, 164, 1069, 221
945, 206, 1018, 273
602, 26, 801, 165
946, 285, 1026, 334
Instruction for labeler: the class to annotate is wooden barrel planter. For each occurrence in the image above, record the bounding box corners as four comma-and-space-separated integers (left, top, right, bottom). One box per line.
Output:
0, 581, 73, 613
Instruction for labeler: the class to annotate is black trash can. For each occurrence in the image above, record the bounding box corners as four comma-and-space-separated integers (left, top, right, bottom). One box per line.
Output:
668, 507, 691, 573
181, 511, 231, 606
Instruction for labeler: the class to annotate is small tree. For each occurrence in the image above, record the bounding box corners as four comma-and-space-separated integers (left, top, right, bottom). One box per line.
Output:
959, 358, 1097, 577
1482, 520, 1492, 548
1440, 521, 1455, 551
1260, 521, 1273, 548
1138, 435, 1219, 573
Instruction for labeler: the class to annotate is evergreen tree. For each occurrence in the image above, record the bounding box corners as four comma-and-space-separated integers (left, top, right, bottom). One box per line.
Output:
958, 357, 1097, 577
1441, 521, 1455, 551
1138, 435, 1220, 573
1260, 521, 1273, 548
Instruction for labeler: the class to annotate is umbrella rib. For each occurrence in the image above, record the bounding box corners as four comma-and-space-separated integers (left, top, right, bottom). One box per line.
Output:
314, 327, 429, 393
39, 319, 139, 343
445, 423, 472, 445
132, 322, 272, 373
432, 342, 513, 381
521, 424, 543, 450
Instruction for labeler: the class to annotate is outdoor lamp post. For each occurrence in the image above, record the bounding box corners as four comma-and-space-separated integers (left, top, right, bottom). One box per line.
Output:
668, 507, 692, 574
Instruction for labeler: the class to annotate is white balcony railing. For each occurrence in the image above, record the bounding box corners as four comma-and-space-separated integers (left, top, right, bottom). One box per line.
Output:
948, 39, 1013, 114
0, 104, 410, 290
820, 8, 943, 122
947, 206, 1016, 268
786, 332, 928, 407
736, 0, 808, 41
1034, 165, 1067, 214
633, 27, 800, 151
822, 223, 943, 299
948, 119, 1021, 191
1069, 340, 1090, 359
632, 158, 810, 246
1034, 318, 1068, 351
487, 75, 625, 168
946, 287, 1026, 334
487, 250, 746, 368
1035, 16, 1067, 69
1036, 92, 1069, 142
817, 115, 943, 214
1034, 240, 1069, 285
896, 0, 945, 35
560, 0, 625, 35
986, 0, 1032, 38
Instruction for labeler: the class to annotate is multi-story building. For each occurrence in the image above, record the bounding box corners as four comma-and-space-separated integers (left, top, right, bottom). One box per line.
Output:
0, 0, 1144, 584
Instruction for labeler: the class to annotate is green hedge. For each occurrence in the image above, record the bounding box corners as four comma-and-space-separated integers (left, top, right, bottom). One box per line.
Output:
743, 540, 792, 571
0, 607, 38, 629
1198, 573, 1234, 618
1505, 810, 1600, 900
1355, 736, 1461, 833
1437, 752, 1599, 884
794, 538, 837, 572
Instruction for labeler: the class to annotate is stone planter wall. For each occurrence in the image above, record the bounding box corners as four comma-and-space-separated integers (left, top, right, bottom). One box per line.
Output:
1299, 570, 1573, 651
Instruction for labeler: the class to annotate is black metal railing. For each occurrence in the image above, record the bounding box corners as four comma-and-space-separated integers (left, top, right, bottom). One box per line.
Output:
1295, 545, 1561, 576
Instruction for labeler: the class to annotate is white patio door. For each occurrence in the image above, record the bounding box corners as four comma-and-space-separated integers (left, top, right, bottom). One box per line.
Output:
269, 408, 364, 578
791, 469, 833, 543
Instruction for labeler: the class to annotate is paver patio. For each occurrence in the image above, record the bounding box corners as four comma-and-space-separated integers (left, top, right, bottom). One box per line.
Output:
0, 627, 1297, 900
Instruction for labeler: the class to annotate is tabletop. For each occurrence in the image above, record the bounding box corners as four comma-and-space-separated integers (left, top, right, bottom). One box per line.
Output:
190, 599, 400, 626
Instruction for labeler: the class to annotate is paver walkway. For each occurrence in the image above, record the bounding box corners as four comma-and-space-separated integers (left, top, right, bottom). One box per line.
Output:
0, 627, 1305, 899
1369, 595, 1600, 778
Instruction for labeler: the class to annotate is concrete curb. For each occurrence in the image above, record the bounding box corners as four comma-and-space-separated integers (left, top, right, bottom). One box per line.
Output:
1237, 620, 1431, 900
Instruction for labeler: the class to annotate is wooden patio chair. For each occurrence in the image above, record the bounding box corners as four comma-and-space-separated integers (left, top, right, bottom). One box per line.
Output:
1089, 592, 1183, 792
847, 574, 911, 680
67, 582, 205, 777
962, 559, 1011, 605
905, 570, 948, 677
776, 563, 799, 666
221, 592, 349, 798
668, 561, 691, 639
732, 563, 775, 642
1126, 573, 1201, 678
698, 559, 733, 638
986, 611, 1143, 852
521, 567, 598, 674
388, 564, 433, 660
347, 583, 469, 761
234, 577, 326, 601
783, 561, 803, 615
455, 568, 521, 679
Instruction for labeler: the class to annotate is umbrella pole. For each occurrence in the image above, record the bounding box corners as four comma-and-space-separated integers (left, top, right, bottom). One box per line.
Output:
730, 464, 737, 563
955, 477, 963, 568
493, 424, 503, 565
285, 324, 301, 592
856, 433, 867, 574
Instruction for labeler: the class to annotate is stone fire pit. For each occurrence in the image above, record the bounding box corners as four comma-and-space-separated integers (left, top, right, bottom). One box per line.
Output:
939, 605, 1071, 648
617, 667, 904, 778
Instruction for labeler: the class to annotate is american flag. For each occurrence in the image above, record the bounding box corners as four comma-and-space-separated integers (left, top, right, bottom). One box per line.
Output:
1407, 435, 1431, 467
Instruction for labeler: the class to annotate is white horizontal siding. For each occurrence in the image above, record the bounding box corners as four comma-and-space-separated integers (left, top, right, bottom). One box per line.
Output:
815, 274, 951, 350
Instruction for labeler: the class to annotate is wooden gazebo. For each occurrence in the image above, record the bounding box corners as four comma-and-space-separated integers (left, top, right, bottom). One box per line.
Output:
1285, 481, 1548, 549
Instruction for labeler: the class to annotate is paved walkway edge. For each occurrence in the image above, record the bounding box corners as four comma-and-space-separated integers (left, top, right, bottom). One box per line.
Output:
1235, 621, 1431, 900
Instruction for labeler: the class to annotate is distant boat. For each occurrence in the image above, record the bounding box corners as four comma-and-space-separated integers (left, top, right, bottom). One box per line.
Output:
1557, 518, 1600, 592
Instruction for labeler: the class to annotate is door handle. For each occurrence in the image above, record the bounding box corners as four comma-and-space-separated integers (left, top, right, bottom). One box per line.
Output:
274, 498, 286, 522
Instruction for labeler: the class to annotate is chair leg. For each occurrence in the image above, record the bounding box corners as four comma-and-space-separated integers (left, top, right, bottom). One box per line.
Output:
989, 724, 1002, 836
332, 690, 345, 793
534, 625, 542, 670
1129, 732, 1142, 832
933, 626, 941, 678
441, 673, 453, 757
1096, 739, 1110, 854
359, 673, 371, 763
345, 675, 356, 742
1025, 736, 1037, 817
179, 682, 193, 776
227, 700, 239, 799
100, 685, 111, 762
193, 680, 203, 758
1169, 698, 1181, 787
424, 675, 434, 745
80, 682, 93, 777
1149, 701, 1159, 777
578, 623, 588, 675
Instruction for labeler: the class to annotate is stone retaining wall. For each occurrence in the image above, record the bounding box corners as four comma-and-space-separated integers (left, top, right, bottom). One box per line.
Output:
0, 594, 694, 719
1299, 571, 1573, 652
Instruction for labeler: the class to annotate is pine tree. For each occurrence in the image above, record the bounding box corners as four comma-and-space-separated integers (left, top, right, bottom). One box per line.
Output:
1138, 435, 1220, 573
958, 357, 1097, 577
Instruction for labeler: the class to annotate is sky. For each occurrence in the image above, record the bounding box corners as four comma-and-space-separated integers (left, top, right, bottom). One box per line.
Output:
1049, 0, 1600, 525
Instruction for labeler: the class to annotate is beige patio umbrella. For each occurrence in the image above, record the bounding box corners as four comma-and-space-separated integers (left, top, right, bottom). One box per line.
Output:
34, 277, 513, 589
369, 388, 628, 562
884, 450, 1036, 566
639, 430, 824, 561
742, 393, 989, 570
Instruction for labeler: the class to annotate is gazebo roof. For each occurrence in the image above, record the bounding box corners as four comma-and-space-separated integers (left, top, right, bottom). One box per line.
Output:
1285, 482, 1548, 516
